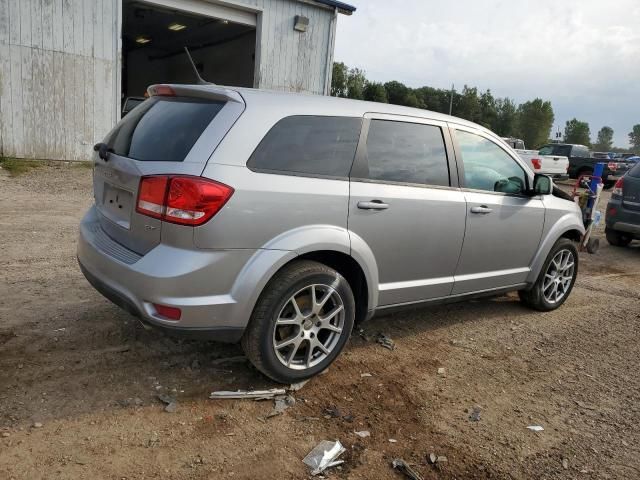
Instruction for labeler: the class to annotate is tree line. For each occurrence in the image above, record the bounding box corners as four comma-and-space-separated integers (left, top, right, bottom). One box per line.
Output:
331, 62, 640, 153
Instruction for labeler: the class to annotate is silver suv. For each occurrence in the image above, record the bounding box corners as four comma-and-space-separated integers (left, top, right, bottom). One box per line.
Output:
78, 84, 585, 383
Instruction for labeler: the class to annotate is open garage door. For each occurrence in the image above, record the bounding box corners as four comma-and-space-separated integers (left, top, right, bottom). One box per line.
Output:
121, 0, 257, 112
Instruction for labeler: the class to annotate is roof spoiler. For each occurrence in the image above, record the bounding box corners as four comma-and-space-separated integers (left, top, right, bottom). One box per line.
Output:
147, 83, 245, 104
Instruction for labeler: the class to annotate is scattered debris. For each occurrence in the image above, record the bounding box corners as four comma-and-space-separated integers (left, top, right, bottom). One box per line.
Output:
527, 425, 544, 432
354, 430, 370, 438
360, 373, 373, 378
32, 422, 43, 428
469, 406, 482, 422
388, 438, 398, 443
562, 458, 569, 469
342, 414, 355, 422
428, 453, 437, 464
267, 395, 296, 418
288, 379, 310, 392
210, 388, 286, 400
302, 440, 346, 476
118, 397, 143, 408
157, 393, 177, 413
391, 458, 424, 480
376, 333, 396, 350
437, 367, 446, 375
323, 406, 342, 418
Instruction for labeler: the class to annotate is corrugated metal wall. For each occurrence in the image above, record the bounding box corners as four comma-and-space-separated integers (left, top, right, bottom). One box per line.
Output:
0, 0, 337, 160
0, 0, 119, 161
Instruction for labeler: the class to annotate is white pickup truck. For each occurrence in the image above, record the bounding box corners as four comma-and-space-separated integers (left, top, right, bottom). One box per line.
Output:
502, 138, 569, 179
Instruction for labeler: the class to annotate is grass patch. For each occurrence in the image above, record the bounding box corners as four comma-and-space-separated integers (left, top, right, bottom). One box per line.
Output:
0, 157, 46, 176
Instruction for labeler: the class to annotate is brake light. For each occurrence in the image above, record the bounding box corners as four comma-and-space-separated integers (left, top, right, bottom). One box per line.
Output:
153, 304, 181, 321
136, 176, 234, 226
531, 158, 542, 170
147, 84, 176, 97
612, 178, 623, 196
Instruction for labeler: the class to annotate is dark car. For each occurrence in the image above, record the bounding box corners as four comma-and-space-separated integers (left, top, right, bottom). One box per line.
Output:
539, 143, 633, 187
605, 161, 640, 246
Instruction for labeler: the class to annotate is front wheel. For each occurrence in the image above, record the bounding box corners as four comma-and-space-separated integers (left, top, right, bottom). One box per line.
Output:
519, 238, 579, 311
241, 260, 355, 383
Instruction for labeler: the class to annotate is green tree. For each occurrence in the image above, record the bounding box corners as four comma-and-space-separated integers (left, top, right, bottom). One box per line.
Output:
383, 81, 410, 106
517, 99, 555, 149
331, 62, 348, 97
593, 126, 614, 151
629, 124, 640, 153
345, 67, 366, 100
564, 118, 591, 146
456, 86, 481, 123
478, 89, 498, 131
494, 98, 519, 137
363, 82, 388, 103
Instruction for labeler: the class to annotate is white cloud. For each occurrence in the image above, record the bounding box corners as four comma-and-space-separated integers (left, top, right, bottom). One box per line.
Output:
336, 0, 640, 146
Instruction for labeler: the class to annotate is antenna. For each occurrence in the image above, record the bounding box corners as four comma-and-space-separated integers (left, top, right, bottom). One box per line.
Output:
184, 47, 213, 85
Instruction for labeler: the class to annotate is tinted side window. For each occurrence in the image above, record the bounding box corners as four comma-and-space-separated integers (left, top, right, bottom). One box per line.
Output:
629, 162, 640, 178
247, 116, 362, 177
457, 130, 527, 194
362, 120, 450, 186
107, 97, 225, 162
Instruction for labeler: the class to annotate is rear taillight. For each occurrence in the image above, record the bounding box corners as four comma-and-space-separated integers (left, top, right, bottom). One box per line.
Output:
147, 84, 176, 97
136, 176, 234, 226
612, 178, 623, 196
531, 158, 542, 170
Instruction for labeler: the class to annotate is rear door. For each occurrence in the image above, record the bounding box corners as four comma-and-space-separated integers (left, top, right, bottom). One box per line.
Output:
451, 127, 545, 294
93, 88, 244, 255
348, 114, 466, 306
622, 163, 640, 212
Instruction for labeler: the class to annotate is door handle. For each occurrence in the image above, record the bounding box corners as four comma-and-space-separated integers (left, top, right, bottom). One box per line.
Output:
470, 205, 493, 214
357, 200, 389, 210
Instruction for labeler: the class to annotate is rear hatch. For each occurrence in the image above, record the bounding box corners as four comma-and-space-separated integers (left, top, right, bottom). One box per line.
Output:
93, 84, 245, 255
622, 163, 640, 212
539, 154, 569, 175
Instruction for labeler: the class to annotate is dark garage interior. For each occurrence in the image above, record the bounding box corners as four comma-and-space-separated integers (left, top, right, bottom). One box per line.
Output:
121, 0, 256, 106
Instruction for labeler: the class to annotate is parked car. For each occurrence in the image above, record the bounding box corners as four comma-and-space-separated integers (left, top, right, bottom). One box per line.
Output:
78, 84, 585, 383
539, 143, 633, 187
502, 138, 569, 179
605, 161, 640, 246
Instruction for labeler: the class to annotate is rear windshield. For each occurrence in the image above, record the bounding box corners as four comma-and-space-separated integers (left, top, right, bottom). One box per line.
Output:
629, 162, 640, 178
106, 97, 225, 161
247, 116, 362, 178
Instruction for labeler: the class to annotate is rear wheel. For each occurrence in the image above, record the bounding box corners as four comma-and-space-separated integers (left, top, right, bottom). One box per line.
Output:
242, 260, 355, 383
606, 229, 632, 247
519, 238, 578, 311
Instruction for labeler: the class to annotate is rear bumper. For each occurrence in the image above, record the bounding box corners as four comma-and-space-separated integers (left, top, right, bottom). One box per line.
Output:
77, 206, 258, 342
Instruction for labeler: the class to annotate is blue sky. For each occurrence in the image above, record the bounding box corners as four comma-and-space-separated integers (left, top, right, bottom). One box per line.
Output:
334, 0, 640, 148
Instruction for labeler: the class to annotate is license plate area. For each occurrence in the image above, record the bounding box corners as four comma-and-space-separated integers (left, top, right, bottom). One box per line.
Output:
101, 183, 134, 229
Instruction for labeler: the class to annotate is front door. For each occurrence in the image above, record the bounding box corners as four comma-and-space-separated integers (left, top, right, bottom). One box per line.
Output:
451, 128, 545, 294
348, 115, 466, 306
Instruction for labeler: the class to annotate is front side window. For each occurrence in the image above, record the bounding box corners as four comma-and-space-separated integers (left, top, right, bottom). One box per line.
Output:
456, 130, 527, 194
247, 116, 362, 177
362, 120, 450, 186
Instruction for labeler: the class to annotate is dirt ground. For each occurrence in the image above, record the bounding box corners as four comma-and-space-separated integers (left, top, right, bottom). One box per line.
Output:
1, 163, 639, 480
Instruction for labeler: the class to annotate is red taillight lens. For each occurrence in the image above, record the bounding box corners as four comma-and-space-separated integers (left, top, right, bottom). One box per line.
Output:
147, 84, 176, 97
531, 158, 542, 170
137, 176, 169, 219
153, 304, 181, 321
612, 178, 623, 196
136, 176, 233, 226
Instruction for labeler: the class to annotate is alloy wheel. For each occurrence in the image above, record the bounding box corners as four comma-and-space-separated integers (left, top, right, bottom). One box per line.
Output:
542, 249, 575, 304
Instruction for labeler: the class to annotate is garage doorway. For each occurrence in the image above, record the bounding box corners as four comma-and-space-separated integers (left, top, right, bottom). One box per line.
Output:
121, 0, 257, 110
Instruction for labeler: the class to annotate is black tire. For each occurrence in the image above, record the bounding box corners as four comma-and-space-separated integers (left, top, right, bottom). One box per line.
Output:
606, 229, 632, 247
519, 238, 579, 312
241, 260, 355, 384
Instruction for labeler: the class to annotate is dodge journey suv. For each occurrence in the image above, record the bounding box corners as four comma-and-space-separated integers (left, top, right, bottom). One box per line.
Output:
78, 84, 585, 383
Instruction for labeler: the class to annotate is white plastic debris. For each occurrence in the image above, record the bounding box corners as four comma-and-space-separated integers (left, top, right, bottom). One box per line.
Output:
302, 440, 346, 476
388, 438, 398, 443
209, 388, 286, 400
437, 367, 446, 375
527, 425, 544, 432
360, 373, 373, 378
354, 430, 370, 438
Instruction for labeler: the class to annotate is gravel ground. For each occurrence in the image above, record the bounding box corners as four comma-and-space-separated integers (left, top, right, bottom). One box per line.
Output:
0, 164, 638, 479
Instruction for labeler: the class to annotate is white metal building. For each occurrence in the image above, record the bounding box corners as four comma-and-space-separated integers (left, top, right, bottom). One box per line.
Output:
0, 0, 355, 160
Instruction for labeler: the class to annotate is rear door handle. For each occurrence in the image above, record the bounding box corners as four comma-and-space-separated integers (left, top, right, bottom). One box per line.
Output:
470, 205, 493, 214
357, 200, 389, 210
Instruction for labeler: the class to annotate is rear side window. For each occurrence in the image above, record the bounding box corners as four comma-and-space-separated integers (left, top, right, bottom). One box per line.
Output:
248, 116, 362, 177
629, 162, 640, 178
107, 97, 225, 162
361, 120, 450, 186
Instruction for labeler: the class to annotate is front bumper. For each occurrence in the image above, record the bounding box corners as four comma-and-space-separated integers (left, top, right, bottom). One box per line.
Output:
77, 207, 256, 342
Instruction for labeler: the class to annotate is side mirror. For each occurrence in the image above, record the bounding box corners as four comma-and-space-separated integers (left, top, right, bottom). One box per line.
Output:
532, 174, 552, 195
